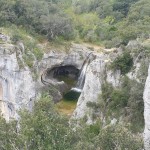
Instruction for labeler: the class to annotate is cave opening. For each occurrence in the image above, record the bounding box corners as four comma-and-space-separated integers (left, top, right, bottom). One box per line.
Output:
45, 65, 82, 115
47, 65, 79, 87
43, 53, 94, 115
46, 65, 81, 101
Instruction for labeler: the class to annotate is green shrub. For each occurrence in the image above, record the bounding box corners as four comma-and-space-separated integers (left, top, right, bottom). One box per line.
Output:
111, 89, 128, 109
33, 47, 43, 60
96, 77, 144, 132
128, 80, 144, 132
111, 51, 133, 74
23, 53, 34, 68
104, 37, 122, 48
94, 124, 143, 150
75, 122, 143, 150
137, 59, 149, 83
0, 93, 143, 150
11, 33, 22, 43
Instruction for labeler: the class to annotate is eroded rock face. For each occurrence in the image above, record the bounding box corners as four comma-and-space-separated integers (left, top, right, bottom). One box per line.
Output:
72, 58, 105, 124
72, 53, 121, 124
0, 34, 144, 132
0, 37, 122, 121
0, 40, 97, 119
38, 44, 94, 102
0, 42, 36, 121
143, 65, 150, 150
38, 44, 93, 74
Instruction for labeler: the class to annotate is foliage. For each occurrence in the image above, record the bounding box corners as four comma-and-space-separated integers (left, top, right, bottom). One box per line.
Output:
96, 77, 144, 132
111, 51, 133, 74
71, 0, 150, 46
128, 80, 144, 132
96, 124, 143, 150
111, 76, 130, 109
0, 116, 18, 150
0, 0, 74, 41
137, 59, 149, 83
74, 122, 143, 150
18, 95, 72, 150
112, 0, 139, 17
0, 93, 143, 149
0, 0, 150, 46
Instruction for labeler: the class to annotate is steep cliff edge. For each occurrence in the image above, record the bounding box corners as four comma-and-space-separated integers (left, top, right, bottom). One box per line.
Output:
71, 40, 147, 128
0, 32, 148, 149
143, 65, 150, 150
72, 53, 121, 124
0, 34, 36, 121
0, 32, 98, 120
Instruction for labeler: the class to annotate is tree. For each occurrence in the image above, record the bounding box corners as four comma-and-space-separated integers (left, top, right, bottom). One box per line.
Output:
0, 115, 18, 150
113, 0, 139, 17
111, 51, 133, 74
18, 95, 74, 150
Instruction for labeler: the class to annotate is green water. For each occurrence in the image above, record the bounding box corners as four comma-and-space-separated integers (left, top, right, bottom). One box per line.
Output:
63, 90, 81, 101
55, 75, 81, 115
57, 76, 80, 101
56, 90, 81, 116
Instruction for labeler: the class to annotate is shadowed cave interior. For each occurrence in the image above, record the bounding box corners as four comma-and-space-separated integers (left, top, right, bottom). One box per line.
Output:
46, 65, 81, 101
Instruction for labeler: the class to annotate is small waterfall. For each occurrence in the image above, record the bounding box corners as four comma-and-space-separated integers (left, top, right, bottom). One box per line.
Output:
72, 53, 93, 92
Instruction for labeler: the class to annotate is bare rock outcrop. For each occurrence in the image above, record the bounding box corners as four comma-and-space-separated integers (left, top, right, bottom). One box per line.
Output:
0, 41, 36, 121
72, 53, 121, 124
143, 65, 150, 150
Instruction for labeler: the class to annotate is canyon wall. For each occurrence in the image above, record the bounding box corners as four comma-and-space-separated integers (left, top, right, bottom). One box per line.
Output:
0, 36, 36, 121
143, 65, 150, 150
0, 33, 149, 149
72, 52, 121, 124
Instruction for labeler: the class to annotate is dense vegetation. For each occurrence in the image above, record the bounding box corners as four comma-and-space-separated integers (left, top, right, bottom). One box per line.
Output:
87, 76, 144, 133
0, 0, 150, 47
111, 51, 133, 74
0, 95, 143, 150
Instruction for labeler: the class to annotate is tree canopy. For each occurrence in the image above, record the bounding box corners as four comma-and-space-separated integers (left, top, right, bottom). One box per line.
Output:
0, 0, 149, 46
0, 95, 143, 149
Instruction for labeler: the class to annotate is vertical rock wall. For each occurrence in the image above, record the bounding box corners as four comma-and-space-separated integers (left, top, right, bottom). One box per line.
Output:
143, 65, 150, 149
72, 53, 121, 124
0, 43, 36, 121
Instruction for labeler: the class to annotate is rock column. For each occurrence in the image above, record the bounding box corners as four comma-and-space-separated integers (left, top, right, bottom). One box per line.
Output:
144, 65, 150, 149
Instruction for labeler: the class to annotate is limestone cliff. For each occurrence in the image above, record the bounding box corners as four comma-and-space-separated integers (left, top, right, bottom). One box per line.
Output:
143, 65, 150, 150
0, 35, 96, 120
0, 34, 36, 121
0, 32, 148, 150
72, 53, 121, 124
71, 40, 147, 125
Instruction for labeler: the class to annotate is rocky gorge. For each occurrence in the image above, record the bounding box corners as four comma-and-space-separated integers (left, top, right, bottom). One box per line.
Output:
0, 32, 150, 149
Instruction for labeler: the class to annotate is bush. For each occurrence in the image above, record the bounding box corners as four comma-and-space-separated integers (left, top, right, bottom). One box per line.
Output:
94, 124, 143, 150
111, 51, 133, 74
11, 33, 22, 44
0, 93, 143, 150
128, 80, 144, 132
95, 77, 144, 132
75, 122, 143, 150
104, 37, 122, 48
111, 89, 128, 109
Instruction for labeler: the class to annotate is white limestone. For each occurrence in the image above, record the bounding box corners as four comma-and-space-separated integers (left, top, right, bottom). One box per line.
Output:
0, 42, 36, 121
143, 65, 150, 150
72, 53, 121, 123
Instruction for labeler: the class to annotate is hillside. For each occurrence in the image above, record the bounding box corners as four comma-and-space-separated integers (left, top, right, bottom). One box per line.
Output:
0, 0, 150, 150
